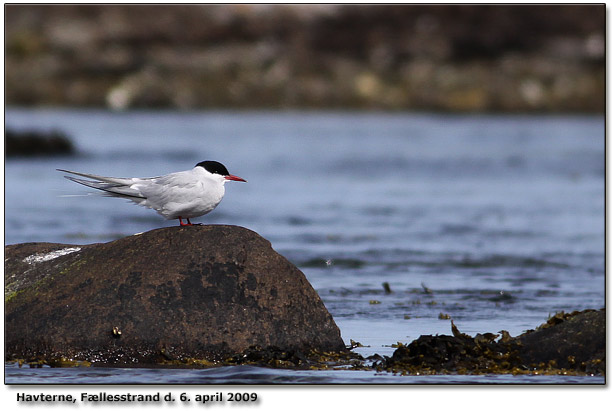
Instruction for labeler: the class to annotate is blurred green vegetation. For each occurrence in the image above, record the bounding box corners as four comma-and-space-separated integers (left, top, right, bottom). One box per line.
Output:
4, 4, 605, 112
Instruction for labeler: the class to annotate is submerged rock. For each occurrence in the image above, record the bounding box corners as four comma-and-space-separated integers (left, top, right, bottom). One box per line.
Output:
4, 225, 345, 365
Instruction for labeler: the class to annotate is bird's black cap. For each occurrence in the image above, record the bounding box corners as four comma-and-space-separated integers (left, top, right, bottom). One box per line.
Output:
196, 160, 230, 176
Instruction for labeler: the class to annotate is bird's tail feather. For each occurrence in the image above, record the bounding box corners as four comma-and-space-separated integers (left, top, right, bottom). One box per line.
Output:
57, 169, 135, 185
63, 175, 146, 199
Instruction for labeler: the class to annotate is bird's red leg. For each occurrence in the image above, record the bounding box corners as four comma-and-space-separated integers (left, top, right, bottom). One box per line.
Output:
178, 216, 192, 226
187, 218, 192, 225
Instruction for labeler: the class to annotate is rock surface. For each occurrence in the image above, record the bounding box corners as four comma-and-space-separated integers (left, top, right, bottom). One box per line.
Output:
4, 225, 345, 365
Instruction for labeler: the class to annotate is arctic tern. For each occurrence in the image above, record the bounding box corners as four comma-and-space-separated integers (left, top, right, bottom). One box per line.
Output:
58, 161, 246, 226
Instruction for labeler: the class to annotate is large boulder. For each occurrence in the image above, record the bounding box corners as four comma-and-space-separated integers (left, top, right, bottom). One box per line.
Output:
5, 225, 345, 365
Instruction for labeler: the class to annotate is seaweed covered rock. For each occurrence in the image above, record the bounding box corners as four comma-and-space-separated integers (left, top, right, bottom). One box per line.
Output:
518, 309, 605, 374
4, 225, 345, 366
383, 322, 523, 374
383, 310, 605, 375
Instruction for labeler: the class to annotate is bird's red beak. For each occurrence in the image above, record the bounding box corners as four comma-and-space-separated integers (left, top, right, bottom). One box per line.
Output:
225, 175, 247, 182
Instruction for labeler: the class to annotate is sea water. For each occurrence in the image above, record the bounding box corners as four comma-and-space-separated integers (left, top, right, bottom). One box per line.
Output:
4, 108, 604, 384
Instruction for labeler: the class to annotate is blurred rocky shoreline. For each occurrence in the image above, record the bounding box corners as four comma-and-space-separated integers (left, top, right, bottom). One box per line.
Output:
5, 4, 605, 112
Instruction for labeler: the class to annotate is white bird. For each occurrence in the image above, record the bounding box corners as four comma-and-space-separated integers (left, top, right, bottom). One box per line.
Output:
58, 161, 246, 226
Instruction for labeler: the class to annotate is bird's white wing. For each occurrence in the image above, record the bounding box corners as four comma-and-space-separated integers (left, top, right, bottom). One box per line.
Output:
134, 171, 199, 206
133, 170, 223, 219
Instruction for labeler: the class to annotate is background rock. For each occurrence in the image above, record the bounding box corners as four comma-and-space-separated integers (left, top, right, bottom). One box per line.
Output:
4, 225, 345, 365
5, 129, 75, 157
